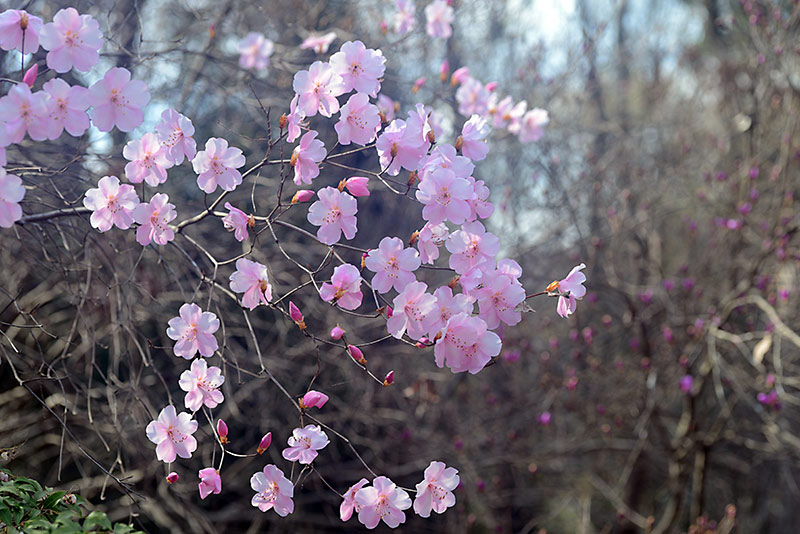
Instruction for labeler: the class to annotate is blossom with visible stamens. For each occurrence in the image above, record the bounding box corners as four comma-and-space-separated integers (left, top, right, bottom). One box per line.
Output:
124, 133, 173, 186
145, 405, 198, 463
355, 476, 412, 529
365, 236, 421, 294
416, 222, 449, 264
424, 285, 474, 338
375, 119, 427, 175
39, 8, 102, 73
413, 461, 460, 517
282, 424, 329, 464
250, 464, 294, 516
320, 264, 363, 310
41, 78, 91, 139
292, 130, 327, 185
155, 109, 196, 165
131, 193, 176, 246
474, 271, 526, 329
293, 61, 345, 118
335, 93, 381, 146
330, 40, 386, 96
341, 478, 370, 521
83, 175, 140, 232
229, 258, 273, 310
307, 186, 358, 245
192, 137, 246, 193
178, 358, 224, 411
89, 67, 149, 132
387, 281, 436, 340
166, 303, 220, 359
446, 221, 500, 274
0, 83, 49, 142
434, 313, 501, 374
416, 167, 472, 226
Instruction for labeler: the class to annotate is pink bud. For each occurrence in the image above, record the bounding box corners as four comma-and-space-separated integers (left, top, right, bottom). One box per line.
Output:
440, 59, 450, 81
344, 176, 370, 197
412, 77, 426, 94
291, 189, 315, 204
288, 302, 305, 329
257, 432, 272, 454
485, 81, 498, 92
380, 20, 388, 33
301, 390, 329, 409
22, 64, 37, 88
166, 472, 179, 484
538, 411, 551, 426
330, 325, 345, 340
451, 67, 470, 86
415, 336, 430, 349
383, 370, 395, 386
385, 305, 393, 318
348, 344, 366, 365
216, 419, 228, 444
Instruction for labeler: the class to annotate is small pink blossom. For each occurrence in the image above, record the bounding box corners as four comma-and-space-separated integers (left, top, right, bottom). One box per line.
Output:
355, 476, 412, 529
0, 168, 25, 228
286, 94, 305, 143
393, 0, 417, 35
198, 467, 221, 500
131, 193, 176, 246
334, 93, 381, 146
424, 285, 474, 338
456, 77, 490, 117
300, 390, 329, 409
446, 221, 500, 274
292, 130, 327, 185
300, 32, 336, 54
89, 67, 150, 132
82, 175, 140, 232
124, 133, 173, 186
293, 61, 345, 118
365, 236, 421, 293
506, 100, 528, 134
474, 272, 526, 329
192, 137, 246, 193
178, 358, 224, 411
155, 109, 196, 164
435, 313, 501, 374
222, 202, 251, 242
344, 176, 370, 197
421, 143, 474, 179
330, 40, 386, 96
387, 281, 436, 340
341, 478, 369, 521
307, 186, 358, 245
320, 264, 363, 310
166, 303, 220, 359
425, 0, 454, 39
238, 32, 274, 70
413, 461, 459, 517
519, 108, 549, 143
41, 78, 91, 139
145, 405, 198, 463
375, 119, 427, 175
559, 263, 586, 298
488, 94, 514, 128
416, 168, 472, 225
229, 258, 273, 310
39, 8, 103, 73
251, 465, 294, 516
459, 114, 490, 161
0, 83, 49, 142
466, 176, 494, 220
416, 222, 449, 264
0, 10, 43, 54
282, 424, 330, 464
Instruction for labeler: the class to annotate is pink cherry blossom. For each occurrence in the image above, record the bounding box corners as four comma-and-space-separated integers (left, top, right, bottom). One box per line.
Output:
393, 0, 417, 35
39, 8, 103, 73
238, 32, 274, 70
387, 281, 436, 340
286, 95, 305, 143
178, 358, 224, 411
282, 424, 329, 464
89, 67, 149, 132
192, 137, 246, 194
416, 221, 449, 264
416, 168, 472, 225
330, 40, 386, 96
456, 77, 490, 117
459, 114, 490, 161
198, 468, 222, 500
424, 285, 474, 338
300, 390, 329, 409
474, 272, 526, 329
0, 83, 49, 142
307, 186, 358, 244
0, 168, 25, 228
488, 94, 514, 129
292, 130, 326, 185
497, 258, 523, 282
466, 176, 494, 221
123, 133, 173, 186
292, 61, 344, 117
300, 31, 337, 54
557, 294, 577, 318
145, 405, 198, 463
435, 313, 501, 374
414, 461, 459, 517
559, 263, 587, 298
131, 193, 176, 246
421, 143, 474, 179
425, 0, 454, 39
251, 465, 294, 516
334, 93, 381, 146
82, 175, 140, 232
341, 478, 369, 521
155, 109, 196, 165
0, 10, 43, 54
377, 94, 396, 122
344, 176, 370, 197
506, 100, 528, 134
405, 103, 435, 149
355, 476, 412, 529
519, 108, 549, 143
446, 221, 500, 274
41, 78, 90, 139
229, 258, 273, 310
222, 202, 250, 242
375, 119, 427, 175
320, 263, 363, 310
166, 303, 220, 359
365, 236, 421, 293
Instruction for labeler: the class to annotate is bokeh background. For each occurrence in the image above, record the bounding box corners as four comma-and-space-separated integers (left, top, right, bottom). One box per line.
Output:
1, 0, 799, 532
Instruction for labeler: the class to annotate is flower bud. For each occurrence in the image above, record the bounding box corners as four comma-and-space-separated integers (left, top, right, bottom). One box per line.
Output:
412, 77, 426, 94
279, 113, 288, 129
257, 432, 272, 454
292, 189, 315, 204
385, 305, 393, 318
23, 64, 37, 88
348, 344, 367, 365
451, 66, 470, 86
166, 472, 179, 484
415, 337, 431, 349
409, 231, 420, 246
208, 24, 216, 39
440, 59, 450, 82
217, 419, 228, 444
289, 301, 306, 330
361, 252, 368, 269
344, 176, 370, 197
383, 370, 395, 386
300, 390, 329, 409
330, 325, 345, 340
455, 135, 464, 152
380, 20, 388, 34
538, 412, 551, 426
485, 81, 498, 92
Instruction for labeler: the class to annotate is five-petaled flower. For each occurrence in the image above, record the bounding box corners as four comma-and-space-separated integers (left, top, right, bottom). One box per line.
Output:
39, 8, 103, 73
413, 461, 460, 517
354, 475, 412, 529
320, 264, 363, 310
229, 258, 273, 310
83, 175, 140, 232
251, 465, 294, 516
178, 358, 225, 411
89, 67, 150, 132
166, 303, 220, 359
365, 236, 421, 294
131, 193, 177, 246
282, 424, 330, 464
307, 186, 358, 245
192, 137, 246, 194
198, 468, 222, 500
145, 405, 198, 463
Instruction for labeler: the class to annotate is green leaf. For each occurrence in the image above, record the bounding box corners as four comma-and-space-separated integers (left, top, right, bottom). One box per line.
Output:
84, 510, 113, 531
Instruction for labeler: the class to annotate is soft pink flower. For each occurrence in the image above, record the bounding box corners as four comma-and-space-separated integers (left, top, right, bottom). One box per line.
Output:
300, 390, 329, 409
282, 424, 330, 464
292, 130, 326, 185
393, 0, 416, 35
497, 258, 523, 282
425, 0, 454, 39
424, 285, 474, 338
124, 133, 173, 186
341, 478, 369, 521
307, 186, 358, 245
131, 193, 176, 246
0, 10, 43, 54
488, 94, 514, 129
178, 358, 224, 411
145, 405, 198, 463
330, 40, 386, 96
82, 175, 140, 232
459, 114, 490, 161
89, 67, 149, 132
293, 60, 344, 117
39, 8, 103, 73
334, 93, 381, 146
387, 281, 436, 340
375, 119, 427, 175
355, 476, 412, 529
414, 461, 459, 517
344, 176, 370, 197
466, 176, 494, 221
238, 32, 274, 70
166, 303, 220, 359
506, 100, 528, 134
286, 94, 305, 143
456, 77, 490, 117
416, 222, 449, 264
474, 272, 526, 329
229, 258, 273, 310
155, 109, 197, 165
421, 143, 474, 179
559, 263, 586, 298
0, 83, 49, 142
320, 263, 363, 310
41, 78, 90, 139
198, 468, 221, 500
365, 236, 420, 293
446, 221, 500, 274
518, 108, 549, 143
556, 294, 577, 318
251, 465, 294, 516
435, 313, 501, 374
192, 137, 246, 193
0, 168, 25, 228
222, 202, 250, 242
377, 94, 396, 122
300, 32, 336, 54
416, 167, 472, 225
